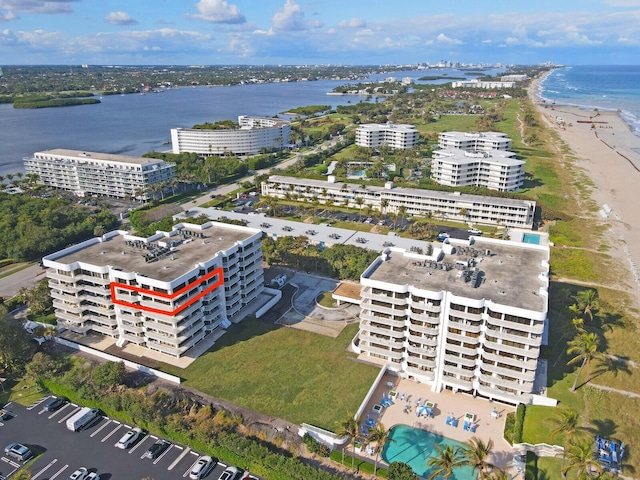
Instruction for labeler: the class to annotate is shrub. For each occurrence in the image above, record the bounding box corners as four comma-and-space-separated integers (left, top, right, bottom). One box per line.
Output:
303, 433, 330, 457
504, 411, 516, 444
514, 403, 526, 444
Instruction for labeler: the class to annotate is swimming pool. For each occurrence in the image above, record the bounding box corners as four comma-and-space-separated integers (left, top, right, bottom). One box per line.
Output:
382, 424, 475, 479
522, 233, 541, 244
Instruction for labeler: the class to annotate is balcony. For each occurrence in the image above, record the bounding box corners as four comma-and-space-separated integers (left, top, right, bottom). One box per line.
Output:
360, 343, 404, 360
360, 311, 406, 328
410, 312, 441, 325
485, 328, 541, 347
361, 289, 408, 306
479, 373, 531, 391
443, 353, 477, 368
443, 342, 478, 356
405, 366, 435, 382
406, 343, 436, 356
440, 375, 473, 391
91, 323, 118, 336
406, 355, 436, 369
481, 351, 537, 370
409, 300, 441, 313
448, 320, 482, 334
447, 332, 480, 345
359, 332, 404, 349
442, 363, 475, 378
486, 315, 544, 335
476, 384, 531, 404
480, 362, 536, 382
361, 322, 405, 339
406, 333, 438, 347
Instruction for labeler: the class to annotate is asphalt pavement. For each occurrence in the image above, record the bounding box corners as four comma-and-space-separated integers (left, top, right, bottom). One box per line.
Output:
0, 397, 252, 480
0, 264, 46, 300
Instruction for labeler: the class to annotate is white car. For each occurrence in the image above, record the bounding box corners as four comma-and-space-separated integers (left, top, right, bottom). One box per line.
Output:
115, 427, 143, 449
189, 455, 216, 479
67, 467, 89, 480
86, 473, 100, 480
468, 228, 483, 235
218, 466, 240, 480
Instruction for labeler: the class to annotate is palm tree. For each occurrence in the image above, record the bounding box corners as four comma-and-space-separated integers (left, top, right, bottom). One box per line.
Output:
546, 408, 584, 442
398, 204, 407, 229
427, 444, 464, 480
461, 437, 493, 479
336, 416, 359, 470
355, 196, 364, 221
561, 438, 602, 479
573, 289, 599, 323
567, 332, 602, 392
367, 423, 391, 477
380, 198, 389, 217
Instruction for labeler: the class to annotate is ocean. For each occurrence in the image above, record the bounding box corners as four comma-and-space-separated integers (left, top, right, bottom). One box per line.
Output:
538, 65, 640, 138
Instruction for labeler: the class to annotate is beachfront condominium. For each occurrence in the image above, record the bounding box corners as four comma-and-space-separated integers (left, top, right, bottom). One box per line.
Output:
356, 237, 549, 405
261, 175, 536, 229
431, 150, 525, 192
170, 115, 291, 156
24, 149, 176, 199
438, 132, 512, 151
42, 221, 264, 358
355, 123, 419, 150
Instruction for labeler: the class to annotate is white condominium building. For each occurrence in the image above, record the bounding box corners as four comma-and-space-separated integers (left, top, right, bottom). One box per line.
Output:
42, 221, 264, 358
24, 149, 176, 199
355, 123, 419, 150
438, 131, 512, 151
451, 80, 516, 89
357, 237, 549, 405
431, 150, 525, 192
262, 175, 536, 229
171, 115, 291, 156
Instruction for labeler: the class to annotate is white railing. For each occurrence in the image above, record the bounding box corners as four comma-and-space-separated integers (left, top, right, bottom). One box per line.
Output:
513, 442, 564, 458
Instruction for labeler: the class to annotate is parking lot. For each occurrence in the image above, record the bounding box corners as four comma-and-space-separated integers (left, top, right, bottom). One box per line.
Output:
0, 397, 252, 480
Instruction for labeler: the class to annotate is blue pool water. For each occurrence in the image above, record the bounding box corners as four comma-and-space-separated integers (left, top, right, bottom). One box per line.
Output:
522, 233, 541, 245
382, 424, 474, 479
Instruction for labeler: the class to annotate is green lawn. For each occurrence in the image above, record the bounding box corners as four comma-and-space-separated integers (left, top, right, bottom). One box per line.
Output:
160, 319, 378, 431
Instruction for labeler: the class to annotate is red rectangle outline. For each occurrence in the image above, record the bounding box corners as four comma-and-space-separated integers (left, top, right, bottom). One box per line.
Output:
110, 267, 224, 316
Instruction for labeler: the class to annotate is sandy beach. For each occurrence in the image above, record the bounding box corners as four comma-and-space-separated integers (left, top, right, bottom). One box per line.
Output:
529, 71, 640, 298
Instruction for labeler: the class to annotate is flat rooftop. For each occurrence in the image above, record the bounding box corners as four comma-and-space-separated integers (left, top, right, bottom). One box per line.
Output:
365, 239, 548, 312
53, 224, 254, 282
268, 175, 535, 208
37, 149, 163, 166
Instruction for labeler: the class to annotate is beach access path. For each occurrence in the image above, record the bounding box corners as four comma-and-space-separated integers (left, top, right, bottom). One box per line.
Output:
530, 72, 640, 305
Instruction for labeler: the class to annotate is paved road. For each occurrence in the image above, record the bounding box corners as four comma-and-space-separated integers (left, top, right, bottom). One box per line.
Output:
0, 264, 45, 300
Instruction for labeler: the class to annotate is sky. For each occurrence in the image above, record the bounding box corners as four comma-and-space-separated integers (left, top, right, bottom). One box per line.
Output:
1, 0, 639, 65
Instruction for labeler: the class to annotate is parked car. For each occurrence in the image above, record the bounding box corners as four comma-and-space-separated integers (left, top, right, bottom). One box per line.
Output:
144, 439, 171, 459
241, 474, 260, 480
67, 467, 89, 480
218, 466, 240, 480
85, 473, 100, 480
43, 395, 68, 412
0, 410, 13, 421
468, 228, 483, 235
116, 427, 143, 449
189, 455, 216, 479
4, 443, 32, 462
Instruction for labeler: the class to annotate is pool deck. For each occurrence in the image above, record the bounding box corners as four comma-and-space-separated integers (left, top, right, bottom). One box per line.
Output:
358, 373, 517, 472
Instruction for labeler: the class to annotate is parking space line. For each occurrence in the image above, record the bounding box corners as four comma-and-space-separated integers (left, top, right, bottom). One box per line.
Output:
168, 446, 190, 471
101, 423, 123, 442
32, 458, 57, 480
128, 434, 149, 454
181, 454, 199, 477
89, 418, 113, 437
48, 463, 69, 480
1, 457, 20, 469
190, 451, 199, 456
47, 403, 72, 419
153, 444, 174, 465
58, 407, 80, 424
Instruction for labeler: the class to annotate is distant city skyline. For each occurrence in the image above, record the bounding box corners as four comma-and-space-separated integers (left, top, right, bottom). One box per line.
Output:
1, 0, 639, 65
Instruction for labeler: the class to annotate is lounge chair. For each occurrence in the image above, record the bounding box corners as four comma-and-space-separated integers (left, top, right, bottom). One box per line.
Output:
463, 421, 469, 431
470, 423, 477, 433
445, 416, 451, 426
452, 418, 458, 428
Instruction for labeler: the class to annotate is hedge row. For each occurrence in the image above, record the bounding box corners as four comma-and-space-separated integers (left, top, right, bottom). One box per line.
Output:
514, 403, 526, 444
